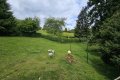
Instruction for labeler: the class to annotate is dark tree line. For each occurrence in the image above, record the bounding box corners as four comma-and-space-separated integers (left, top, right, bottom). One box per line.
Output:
75, 0, 120, 68
0, 0, 16, 35
0, 0, 40, 36
0, 0, 66, 37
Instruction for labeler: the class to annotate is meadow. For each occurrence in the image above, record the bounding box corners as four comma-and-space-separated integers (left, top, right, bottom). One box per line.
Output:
37, 30, 74, 37
0, 37, 118, 80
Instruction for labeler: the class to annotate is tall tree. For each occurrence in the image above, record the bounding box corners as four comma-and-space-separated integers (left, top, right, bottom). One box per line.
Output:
74, 7, 89, 38
88, 0, 120, 33
0, 0, 16, 35
43, 17, 65, 36
98, 10, 120, 65
87, 0, 120, 67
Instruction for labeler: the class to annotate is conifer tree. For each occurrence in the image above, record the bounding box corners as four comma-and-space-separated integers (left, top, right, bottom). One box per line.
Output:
0, 0, 16, 35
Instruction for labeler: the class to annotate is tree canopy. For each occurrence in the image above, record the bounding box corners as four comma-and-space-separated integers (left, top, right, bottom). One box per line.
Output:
74, 7, 89, 38
0, 0, 16, 35
79, 0, 120, 67
87, 0, 120, 33
98, 10, 120, 65
16, 17, 40, 36
43, 17, 65, 36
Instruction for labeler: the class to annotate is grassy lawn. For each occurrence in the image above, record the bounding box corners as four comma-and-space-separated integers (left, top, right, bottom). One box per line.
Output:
37, 30, 49, 35
0, 37, 117, 80
62, 32, 74, 37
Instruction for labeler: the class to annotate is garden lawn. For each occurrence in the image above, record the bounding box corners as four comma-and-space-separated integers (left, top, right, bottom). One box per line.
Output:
0, 37, 117, 80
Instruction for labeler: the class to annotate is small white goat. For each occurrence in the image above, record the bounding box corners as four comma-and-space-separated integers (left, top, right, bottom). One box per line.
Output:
48, 49, 55, 57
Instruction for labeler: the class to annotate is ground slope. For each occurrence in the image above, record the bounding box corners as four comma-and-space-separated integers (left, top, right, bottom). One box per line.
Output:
0, 37, 117, 80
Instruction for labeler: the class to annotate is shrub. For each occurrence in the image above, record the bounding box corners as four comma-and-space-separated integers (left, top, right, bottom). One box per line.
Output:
16, 17, 40, 36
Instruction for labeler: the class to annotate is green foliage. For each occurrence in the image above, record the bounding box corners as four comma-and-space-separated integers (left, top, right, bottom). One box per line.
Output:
16, 17, 40, 36
87, 0, 120, 33
0, 0, 16, 35
98, 10, 120, 66
41, 34, 80, 43
74, 7, 90, 38
64, 28, 67, 32
38, 27, 42, 30
84, 0, 120, 68
43, 17, 65, 36
111, 55, 120, 67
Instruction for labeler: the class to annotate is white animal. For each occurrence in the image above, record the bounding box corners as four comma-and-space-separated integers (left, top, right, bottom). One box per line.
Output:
48, 52, 54, 57
68, 50, 71, 54
48, 49, 55, 57
48, 49, 52, 52
52, 50, 55, 54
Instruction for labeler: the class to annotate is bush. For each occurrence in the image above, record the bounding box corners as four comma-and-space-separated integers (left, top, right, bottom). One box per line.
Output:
16, 17, 40, 36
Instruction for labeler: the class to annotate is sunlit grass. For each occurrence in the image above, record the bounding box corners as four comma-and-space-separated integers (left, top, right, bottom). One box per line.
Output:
62, 32, 74, 37
37, 30, 74, 37
0, 37, 117, 80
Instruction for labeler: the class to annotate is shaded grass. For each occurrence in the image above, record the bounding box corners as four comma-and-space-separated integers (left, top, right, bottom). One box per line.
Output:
0, 37, 117, 80
86, 45, 119, 80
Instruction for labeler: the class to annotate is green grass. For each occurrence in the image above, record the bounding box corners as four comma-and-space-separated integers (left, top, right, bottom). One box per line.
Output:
37, 30, 49, 35
37, 30, 74, 37
0, 37, 118, 80
62, 32, 74, 37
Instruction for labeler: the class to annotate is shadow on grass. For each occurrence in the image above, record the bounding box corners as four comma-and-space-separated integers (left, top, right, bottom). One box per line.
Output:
87, 48, 119, 80
87, 48, 101, 57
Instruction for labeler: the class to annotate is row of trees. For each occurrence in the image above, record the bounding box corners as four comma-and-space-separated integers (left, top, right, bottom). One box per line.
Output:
0, 0, 40, 36
75, 0, 120, 67
0, 0, 66, 36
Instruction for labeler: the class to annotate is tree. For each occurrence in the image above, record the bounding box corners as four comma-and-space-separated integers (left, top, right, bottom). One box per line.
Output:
43, 17, 65, 36
0, 0, 16, 35
98, 10, 120, 66
64, 28, 67, 32
74, 7, 89, 38
16, 17, 40, 36
87, 0, 120, 33
75, 0, 120, 68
